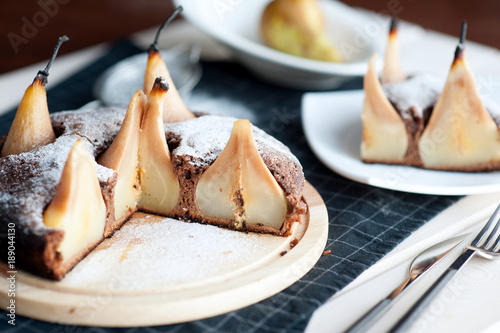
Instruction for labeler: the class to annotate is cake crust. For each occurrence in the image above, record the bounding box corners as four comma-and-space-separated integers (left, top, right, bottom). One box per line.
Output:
0, 108, 306, 279
164, 115, 306, 236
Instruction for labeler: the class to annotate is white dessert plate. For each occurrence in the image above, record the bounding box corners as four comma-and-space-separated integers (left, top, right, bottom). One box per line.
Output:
0, 183, 328, 327
94, 44, 202, 106
175, 0, 383, 90
301, 90, 500, 195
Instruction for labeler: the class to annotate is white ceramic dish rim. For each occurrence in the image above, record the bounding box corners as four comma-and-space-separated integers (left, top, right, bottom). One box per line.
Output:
176, 0, 379, 76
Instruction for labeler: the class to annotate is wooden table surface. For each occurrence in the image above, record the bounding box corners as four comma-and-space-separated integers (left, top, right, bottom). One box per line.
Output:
0, 0, 499, 74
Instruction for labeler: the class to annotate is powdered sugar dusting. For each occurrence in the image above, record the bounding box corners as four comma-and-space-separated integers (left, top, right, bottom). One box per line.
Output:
0, 108, 120, 237
0, 136, 76, 235
166, 115, 300, 168
0, 109, 301, 238
61, 213, 288, 291
383, 73, 444, 118
0, 107, 303, 279
51, 106, 126, 156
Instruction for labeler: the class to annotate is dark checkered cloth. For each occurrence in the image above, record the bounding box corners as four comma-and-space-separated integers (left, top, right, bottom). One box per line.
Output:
0, 41, 459, 333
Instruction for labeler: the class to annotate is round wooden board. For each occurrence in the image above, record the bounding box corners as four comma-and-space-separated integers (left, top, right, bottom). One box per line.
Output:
0, 181, 328, 327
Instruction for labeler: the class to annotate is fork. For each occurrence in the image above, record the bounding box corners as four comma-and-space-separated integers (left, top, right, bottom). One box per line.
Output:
391, 203, 500, 332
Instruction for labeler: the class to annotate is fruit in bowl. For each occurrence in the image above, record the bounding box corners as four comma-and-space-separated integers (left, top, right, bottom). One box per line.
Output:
260, 0, 343, 62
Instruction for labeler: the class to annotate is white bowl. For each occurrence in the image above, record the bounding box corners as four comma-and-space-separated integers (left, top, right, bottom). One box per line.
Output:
175, 0, 383, 89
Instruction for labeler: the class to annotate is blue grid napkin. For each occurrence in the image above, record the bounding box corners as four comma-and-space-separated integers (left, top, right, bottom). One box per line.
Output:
0, 41, 459, 333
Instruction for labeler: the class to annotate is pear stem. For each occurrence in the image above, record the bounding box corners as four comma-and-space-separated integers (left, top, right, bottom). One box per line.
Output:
454, 21, 467, 60
36, 35, 70, 86
152, 77, 170, 92
389, 16, 398, 34
459, 20, 467, 45
148, 6, 183, 53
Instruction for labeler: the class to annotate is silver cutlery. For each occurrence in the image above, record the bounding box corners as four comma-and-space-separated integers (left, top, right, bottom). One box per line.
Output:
391, 203, 500, 332
346, 234, 466, 333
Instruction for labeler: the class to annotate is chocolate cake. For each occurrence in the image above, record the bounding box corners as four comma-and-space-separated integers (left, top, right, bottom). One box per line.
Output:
0, 106, 306, 280
0, 7, 306, 280
361, 20, 500, 171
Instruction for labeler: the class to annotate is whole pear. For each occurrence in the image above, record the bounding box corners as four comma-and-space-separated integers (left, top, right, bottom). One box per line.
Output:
261, 0, 343, 62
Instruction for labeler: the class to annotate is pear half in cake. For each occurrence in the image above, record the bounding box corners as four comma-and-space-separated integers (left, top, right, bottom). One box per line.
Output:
144, 6, 195, 123
1, 36, 69, 157
419, 22, 500, 170
361, 53, 409, 163
138, 77, 180, 215
381, 17, 406, 84
98, 90, 146, 222
196, 119, 288, 230
43, 139, 107, 276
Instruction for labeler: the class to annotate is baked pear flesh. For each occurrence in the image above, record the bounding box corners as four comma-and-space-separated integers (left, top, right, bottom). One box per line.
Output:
260, 0, 343, 62
361, 54, 408, 162
144, 6, 195, 123
1, 36, 69, 157
381, 18, 406, 84
98, 90, 146, 221
138, 78, 180, 215
419, 22, 500, 169
43, 139, 107, 263
196, 119, 288, 229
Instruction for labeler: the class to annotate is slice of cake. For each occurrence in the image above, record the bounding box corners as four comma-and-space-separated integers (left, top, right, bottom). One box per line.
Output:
361, 20, 500, 171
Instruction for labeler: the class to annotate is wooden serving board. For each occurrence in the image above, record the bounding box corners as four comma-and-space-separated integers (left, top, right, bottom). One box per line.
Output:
0, 182, 328, 327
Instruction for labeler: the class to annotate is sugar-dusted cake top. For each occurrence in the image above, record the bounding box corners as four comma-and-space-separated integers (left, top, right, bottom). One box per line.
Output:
0, 108, 304, 237
0, 136, 116, 238
382, 73, 500, 127
0, 107, 127, 237
51, 106, 127, 156
166, 115, 299, 166
383, 73, 444, 120
165, 114, 304, 197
